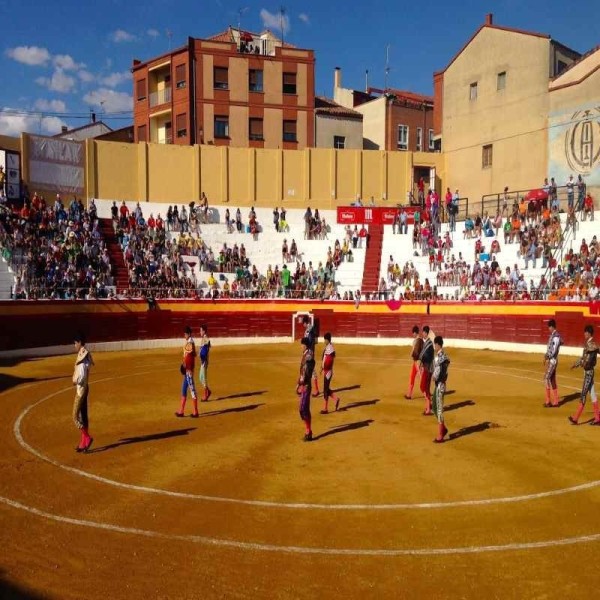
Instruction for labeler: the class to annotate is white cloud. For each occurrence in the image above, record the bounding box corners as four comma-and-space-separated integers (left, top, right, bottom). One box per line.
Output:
0, 108, 67, 136
6, 45, 50, 66
83, 88, 133, 113
299, 13, 310, 24
78, 69, 95, 83
34, 99, 67, 112
147, 28, 160, 38
36, 68, 76, 93
111, 29, 137, 43
53, 54, 85, 71
260, 8, 290, 34
99, 70, 132, 88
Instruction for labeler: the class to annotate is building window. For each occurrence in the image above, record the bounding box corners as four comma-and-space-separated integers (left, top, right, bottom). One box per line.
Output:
469, 82, 478, 100
497, 71, 506, 91
482, 144, 493, 169
136, 78, 147, 101
334, 135, 345, 149
283, 120, 297, 142
397, 125, 409, 151
416, 127, 423, 151
176, 64, 186, 89
249, 69, 263, 92
283, 72, 297, 94
176, 113, 187, 138
428, 129, 434, 150
214, 115, 229, 138
556, 59, 568, 76
214, 67, 228, 90
137, 124, 147, 142
249, 118, 264, 141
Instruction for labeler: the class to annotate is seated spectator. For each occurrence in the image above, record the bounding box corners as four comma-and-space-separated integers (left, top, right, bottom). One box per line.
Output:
463, 216, 474, 239
490, 239, 501, 254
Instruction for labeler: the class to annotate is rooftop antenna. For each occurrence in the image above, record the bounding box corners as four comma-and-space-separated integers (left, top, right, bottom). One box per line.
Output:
384, 44, 391, 91
237, 7, 249, 35
166, 29, 173, 50
279, 6, 286, 44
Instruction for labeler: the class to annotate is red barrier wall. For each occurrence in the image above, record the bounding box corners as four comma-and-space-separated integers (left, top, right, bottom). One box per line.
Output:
1, 300, 599, 352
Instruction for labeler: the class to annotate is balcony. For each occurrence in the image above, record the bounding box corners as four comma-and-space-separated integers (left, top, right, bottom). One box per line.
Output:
237, 37, 278, 57
149, 87, 172, 108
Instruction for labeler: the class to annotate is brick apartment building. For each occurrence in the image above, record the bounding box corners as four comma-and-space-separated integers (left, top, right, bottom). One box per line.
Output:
132, 27, 315, 149
333, 68, 434, 152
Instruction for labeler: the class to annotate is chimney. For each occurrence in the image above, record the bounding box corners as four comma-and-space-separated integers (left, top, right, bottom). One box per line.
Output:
61, 125, 68, 134
485, 13, 493, 25
334, 67, 341, 90
91, 112, 96, 123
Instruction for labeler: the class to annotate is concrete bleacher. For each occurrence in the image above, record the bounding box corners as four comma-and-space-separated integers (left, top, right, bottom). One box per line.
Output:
93, 200, 366, 295
378, 213, 595, 297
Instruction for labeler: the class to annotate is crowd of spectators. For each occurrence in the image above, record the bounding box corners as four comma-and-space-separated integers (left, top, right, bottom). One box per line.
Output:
0, 193, 113, 299
2, 188, 597, 303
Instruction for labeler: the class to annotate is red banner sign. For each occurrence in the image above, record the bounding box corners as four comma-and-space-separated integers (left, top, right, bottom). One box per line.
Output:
336, 206, 418, 225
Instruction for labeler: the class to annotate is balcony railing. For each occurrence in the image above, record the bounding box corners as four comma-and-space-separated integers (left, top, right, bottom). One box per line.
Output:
149, 87, 172, 108
237, 38, 277, 57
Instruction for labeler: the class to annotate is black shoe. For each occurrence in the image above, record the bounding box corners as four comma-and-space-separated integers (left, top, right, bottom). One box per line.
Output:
303, 432, 313, 442
590, 420, 600, 426
175, 412, 185, 418
82, 438, 94, 453
568, 416, 578, 425
190, 413, 199, 418
335, 398, 341, 411
75, 446, 84, 453
543, 403, 551, 408
320, 409, 328, 415
423, 411, 433, 416
433, 438, 445, 444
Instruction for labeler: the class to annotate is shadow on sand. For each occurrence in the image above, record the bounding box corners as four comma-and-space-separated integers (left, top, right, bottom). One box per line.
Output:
212, 390, 268, 401
448, 421, 499, 441
314, 419, 374, 441
444, 400, 476, 412
89, 427, 196, 453
200, 403, 264, 417
336, 399, 379, 412
333, 384, 361, 393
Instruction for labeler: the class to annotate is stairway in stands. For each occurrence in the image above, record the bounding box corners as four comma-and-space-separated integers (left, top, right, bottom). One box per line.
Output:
99, 218, 129, 292
360, 224, 383, 294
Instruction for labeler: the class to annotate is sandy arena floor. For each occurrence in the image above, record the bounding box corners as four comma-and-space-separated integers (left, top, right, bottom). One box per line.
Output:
0, 343, 599, 599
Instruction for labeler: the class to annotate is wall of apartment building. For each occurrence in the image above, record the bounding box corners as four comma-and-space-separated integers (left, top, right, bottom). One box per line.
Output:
315, 115, 363, 149
386, 103, 434, 152
441, 27, 550, 201
84, 139, 444, 207
194, 40, 315, 149
548, 51, 600, 200
356, 97, 386, 150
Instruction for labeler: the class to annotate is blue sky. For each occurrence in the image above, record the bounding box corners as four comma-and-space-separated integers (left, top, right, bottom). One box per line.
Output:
1, 0, 598, 137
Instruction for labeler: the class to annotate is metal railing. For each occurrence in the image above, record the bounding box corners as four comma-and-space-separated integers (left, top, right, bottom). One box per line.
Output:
237, 38, 278, 57
479, 185, 582, 217
149, 87, 172, 108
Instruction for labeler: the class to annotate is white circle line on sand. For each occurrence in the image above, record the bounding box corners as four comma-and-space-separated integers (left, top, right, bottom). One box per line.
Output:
13, 365, 597, 511
0, 492, 599, 556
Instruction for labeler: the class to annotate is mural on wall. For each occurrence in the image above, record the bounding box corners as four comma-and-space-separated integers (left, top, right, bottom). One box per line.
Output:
549, 104, 600, 188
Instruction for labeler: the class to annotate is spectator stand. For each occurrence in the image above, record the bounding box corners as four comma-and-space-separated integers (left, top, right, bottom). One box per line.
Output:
93, 200, 366, 299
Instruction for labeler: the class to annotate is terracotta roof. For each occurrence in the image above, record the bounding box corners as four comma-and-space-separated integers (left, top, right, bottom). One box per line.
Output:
315, 97, 363, 119
53, 121, 112, 138
207, 26, 296, 48
375, 88, 434, 105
